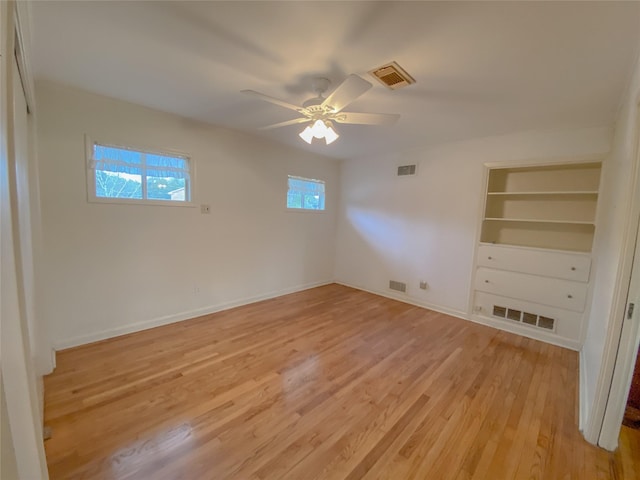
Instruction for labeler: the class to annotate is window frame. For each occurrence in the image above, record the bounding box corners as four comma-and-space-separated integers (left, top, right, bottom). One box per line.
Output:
286, 175, 326, 213
85, 135, 196, 207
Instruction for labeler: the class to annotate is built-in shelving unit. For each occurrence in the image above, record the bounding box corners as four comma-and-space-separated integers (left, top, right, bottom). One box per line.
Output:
471, 161, 602, 350
480, 163, 601, 252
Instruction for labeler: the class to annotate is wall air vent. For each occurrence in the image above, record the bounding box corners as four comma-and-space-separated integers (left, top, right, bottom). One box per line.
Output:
491, 305, 556, 332
369, 61, 416, 90
522, 312, 537, 326
397, 164, 417, 176
389, 280, 407, 293
492, 305, 507, 318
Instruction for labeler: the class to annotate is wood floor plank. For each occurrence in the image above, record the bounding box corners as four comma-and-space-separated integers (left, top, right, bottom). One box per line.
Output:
43, 284, 640, 479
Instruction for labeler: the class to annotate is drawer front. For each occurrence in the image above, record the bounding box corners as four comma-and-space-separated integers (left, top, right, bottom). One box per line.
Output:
477, 245, 591, 282
473, 291, 583, 342
475, 267, 588, 312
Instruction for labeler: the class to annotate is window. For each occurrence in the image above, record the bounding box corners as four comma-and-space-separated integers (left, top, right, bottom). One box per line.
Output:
87, 141, 192, 204
287, 176, 325, 211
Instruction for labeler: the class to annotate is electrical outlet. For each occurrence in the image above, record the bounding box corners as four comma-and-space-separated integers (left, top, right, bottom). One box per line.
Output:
200, 204, 210, 214
419, 281, 428, 290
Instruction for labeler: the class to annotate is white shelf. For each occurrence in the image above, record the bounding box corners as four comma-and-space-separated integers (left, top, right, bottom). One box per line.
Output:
487, 191, 599, 196
478, 242, 592, 256
484, 218, 595, 226
487, 162, 601, 193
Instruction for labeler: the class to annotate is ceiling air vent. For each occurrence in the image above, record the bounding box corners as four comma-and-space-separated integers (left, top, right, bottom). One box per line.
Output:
397, 164, 417, 176
369, 61, 416, 90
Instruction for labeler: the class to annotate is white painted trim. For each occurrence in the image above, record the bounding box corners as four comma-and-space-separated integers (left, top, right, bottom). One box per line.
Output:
335, 281, 469, 321
483, 154, 605, 170
599, 300, 640, 450
53, 280, 333, 350
1, 2, 49, 477
581, 151, 606, 347
468, 313, 581, 351
284, 208, 327, 214
13, 1, 35, 113
580, 349, 589, 431
594, 100, 640, 450
87, 197, 198, 208
585, 100, 640, 446
337, 281, 580, 349
466, 163, 491, 317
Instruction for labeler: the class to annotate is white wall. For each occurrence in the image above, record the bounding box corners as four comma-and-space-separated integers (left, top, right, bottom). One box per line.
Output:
582, 49, 640, 441
36, 81, 339, 349
335, 126, 612, 317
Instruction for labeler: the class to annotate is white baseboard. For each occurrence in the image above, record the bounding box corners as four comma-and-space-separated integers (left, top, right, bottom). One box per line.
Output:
467, 314, 581, 351
336, 281, 581, 351
53, 280, 333, 350
579, 349, 589, 432
335, 281, 469, 321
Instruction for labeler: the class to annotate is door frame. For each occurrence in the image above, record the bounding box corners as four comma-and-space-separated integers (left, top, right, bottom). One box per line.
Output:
586, 99, 640, 449
0, 1, 49, 478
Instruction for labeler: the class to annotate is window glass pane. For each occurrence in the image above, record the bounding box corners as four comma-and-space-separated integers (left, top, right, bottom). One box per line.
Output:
95, 169, 142, 199
303, 193, 322, 210
94, 145, 141, 164
288, 177, 325, 194
147, 175, 187, 201
287, 176, 325, 210
287, 192, 302, 209
146, 153, 188, 170
91, 142, 192, 204
146, 167, 187, 180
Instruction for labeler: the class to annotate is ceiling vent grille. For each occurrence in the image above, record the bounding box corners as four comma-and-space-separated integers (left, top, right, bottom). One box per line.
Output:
397, 164, 417, 176
369, 62, 416, 90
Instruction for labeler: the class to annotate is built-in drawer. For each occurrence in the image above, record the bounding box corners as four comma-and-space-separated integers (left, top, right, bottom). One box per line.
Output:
473, 291, 583, 343
475, 267, 588, 312
477, 244, 591, 282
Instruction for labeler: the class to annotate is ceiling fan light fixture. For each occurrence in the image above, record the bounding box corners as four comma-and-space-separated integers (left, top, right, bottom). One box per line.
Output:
299, 126, 314, 144
299, 120, 339, 145
311, 119, 327, 138
324, 123, 339, 145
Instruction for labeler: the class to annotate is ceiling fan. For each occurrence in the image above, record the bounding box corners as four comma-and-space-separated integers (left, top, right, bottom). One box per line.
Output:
241, 74, 400, 145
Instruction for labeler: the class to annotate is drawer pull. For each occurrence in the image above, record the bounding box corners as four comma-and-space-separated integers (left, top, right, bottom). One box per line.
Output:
567, 294, 573, 299
571, 267, 576, 271
484, 280, 490, 283
488, 256, 492, 260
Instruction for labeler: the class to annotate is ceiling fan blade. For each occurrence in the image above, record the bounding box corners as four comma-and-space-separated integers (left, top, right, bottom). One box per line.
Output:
321, 74, 372, 113
241, 90, 304, 112
334, 112, 400, 126
258, 118, 311, 130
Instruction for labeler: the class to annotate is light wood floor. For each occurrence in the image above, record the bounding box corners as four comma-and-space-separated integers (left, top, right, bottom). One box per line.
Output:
44, 284, 640, 479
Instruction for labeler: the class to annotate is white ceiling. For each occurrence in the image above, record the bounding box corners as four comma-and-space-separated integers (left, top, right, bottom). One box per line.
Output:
31, 1, 640, 160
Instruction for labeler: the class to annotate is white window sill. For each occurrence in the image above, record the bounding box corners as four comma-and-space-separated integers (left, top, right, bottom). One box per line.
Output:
285, 208, 327, 213
88, 197, 198, 208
